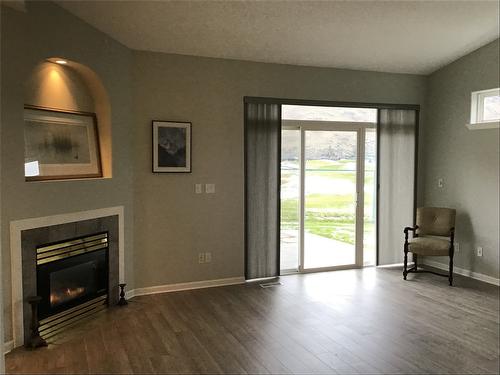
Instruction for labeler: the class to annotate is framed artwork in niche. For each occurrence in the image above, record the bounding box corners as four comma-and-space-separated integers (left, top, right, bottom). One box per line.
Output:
152, 120, 192, 173
23, 105, 102, 181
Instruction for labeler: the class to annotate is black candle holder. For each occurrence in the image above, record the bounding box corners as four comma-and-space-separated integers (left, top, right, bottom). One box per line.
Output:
118, 283, 128, 306
26, 296, 48, 349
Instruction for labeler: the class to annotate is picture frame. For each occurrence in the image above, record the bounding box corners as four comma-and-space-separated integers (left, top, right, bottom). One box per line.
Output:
152, 120, 192, 173
23, 105, 102, 181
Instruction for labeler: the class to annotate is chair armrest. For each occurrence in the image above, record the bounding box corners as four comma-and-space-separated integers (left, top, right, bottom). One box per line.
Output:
404, 226, 418, 234
404, 225, 418, 244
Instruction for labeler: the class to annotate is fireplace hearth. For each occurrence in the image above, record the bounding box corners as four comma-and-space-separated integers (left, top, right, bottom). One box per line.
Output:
35, 232, 109, 340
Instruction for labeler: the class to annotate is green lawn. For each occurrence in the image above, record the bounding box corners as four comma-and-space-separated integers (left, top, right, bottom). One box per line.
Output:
305, 159, 354, 170
281, 159, 375, 245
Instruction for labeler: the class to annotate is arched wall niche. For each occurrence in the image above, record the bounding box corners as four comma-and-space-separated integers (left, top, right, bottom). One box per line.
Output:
24, 58, 112, 178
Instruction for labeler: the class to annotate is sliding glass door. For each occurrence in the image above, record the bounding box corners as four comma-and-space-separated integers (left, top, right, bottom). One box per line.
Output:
363, 129, 377, 266
280, 128, 301, 271
303, 130, 358, 269
280, 119, 376, 273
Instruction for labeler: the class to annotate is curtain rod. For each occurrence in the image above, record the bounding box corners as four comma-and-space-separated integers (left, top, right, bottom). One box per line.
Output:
243, 96, 420, 111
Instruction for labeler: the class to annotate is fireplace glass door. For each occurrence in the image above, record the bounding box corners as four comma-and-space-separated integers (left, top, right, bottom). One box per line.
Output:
36, 233, 109, 320
49, 260, 99, 308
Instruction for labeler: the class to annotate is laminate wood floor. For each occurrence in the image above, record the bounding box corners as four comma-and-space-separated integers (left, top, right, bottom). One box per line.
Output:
6, 267, 500, 374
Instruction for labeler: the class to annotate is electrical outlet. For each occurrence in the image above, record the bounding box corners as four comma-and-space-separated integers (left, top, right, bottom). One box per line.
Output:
454, 242, 460, 252
198, 252, 205, 263
205, 252, 212, 263
195, 184, 202, 194
205, 183, 215, 194
477, 247, 483, 257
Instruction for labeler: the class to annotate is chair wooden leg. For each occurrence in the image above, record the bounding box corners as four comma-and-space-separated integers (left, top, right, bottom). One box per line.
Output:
449, 254, 454, 286
403, 246, 408, 280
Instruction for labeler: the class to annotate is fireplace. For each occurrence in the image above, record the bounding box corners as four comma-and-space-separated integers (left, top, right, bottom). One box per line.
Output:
35, 232, 109, 339
10, 209, 121, 348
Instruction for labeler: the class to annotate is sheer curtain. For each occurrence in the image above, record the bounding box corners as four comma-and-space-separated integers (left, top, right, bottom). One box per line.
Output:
244, 101, 281, 279
378, 108, 418, 265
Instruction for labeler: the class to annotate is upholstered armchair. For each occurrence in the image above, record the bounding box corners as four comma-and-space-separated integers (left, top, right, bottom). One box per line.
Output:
403, 207, 456, 285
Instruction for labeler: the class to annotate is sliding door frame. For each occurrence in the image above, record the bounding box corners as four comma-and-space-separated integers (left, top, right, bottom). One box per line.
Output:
282, 120, 375, 273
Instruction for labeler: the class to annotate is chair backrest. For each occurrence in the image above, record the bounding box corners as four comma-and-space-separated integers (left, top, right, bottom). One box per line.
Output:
416, 207, 456, 237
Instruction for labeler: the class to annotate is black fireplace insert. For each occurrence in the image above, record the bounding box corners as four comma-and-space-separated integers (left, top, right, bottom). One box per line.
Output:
36, 232, 109, 321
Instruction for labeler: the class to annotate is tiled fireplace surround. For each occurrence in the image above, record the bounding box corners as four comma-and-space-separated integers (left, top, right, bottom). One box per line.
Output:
9, 207, 125, 348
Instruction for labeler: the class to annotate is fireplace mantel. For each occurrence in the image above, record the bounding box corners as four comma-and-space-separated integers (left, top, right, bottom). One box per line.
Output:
9, 206, 125, 348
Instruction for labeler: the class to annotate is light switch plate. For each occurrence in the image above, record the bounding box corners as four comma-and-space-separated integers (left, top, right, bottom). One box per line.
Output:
438, 178, 444, 188
477, 247, 483, 257
205, 184, 215, 194
195, 184, 202, 194
205, 252, 212, 263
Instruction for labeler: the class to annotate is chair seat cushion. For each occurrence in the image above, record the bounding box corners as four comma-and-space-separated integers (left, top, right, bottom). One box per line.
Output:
408, 237, 450, 256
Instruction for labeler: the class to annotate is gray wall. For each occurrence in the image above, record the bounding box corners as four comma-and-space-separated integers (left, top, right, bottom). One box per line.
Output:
1, 1, 135, 342
422, 39, 500, 279
132, 51, 427, 288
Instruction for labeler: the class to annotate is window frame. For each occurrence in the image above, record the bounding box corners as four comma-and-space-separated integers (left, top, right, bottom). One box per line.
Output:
468, 88, 500, 130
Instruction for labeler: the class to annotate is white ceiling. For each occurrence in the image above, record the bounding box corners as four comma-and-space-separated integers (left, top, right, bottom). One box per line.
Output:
57, 0, 499, 75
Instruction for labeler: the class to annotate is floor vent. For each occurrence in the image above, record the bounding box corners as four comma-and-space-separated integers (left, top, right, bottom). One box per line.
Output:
260, 282, 282, 288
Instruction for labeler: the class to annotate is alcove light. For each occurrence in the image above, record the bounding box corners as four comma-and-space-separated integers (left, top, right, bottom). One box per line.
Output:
46, 57, 68, 65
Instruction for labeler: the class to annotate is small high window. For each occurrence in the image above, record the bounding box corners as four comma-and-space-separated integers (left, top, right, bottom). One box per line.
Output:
468, 88, 500, 129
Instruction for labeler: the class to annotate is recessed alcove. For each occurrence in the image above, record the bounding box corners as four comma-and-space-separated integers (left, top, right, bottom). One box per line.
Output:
24, 58, 112, 180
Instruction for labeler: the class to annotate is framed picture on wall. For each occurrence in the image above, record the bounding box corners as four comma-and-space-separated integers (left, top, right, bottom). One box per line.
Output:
23, 105, 102, 181
152, 121, 192, 173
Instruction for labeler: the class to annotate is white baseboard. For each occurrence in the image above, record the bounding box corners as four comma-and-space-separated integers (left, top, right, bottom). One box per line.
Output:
4, 340, 14, 354
125, 276, 245, 299
423, 259, 500, 286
